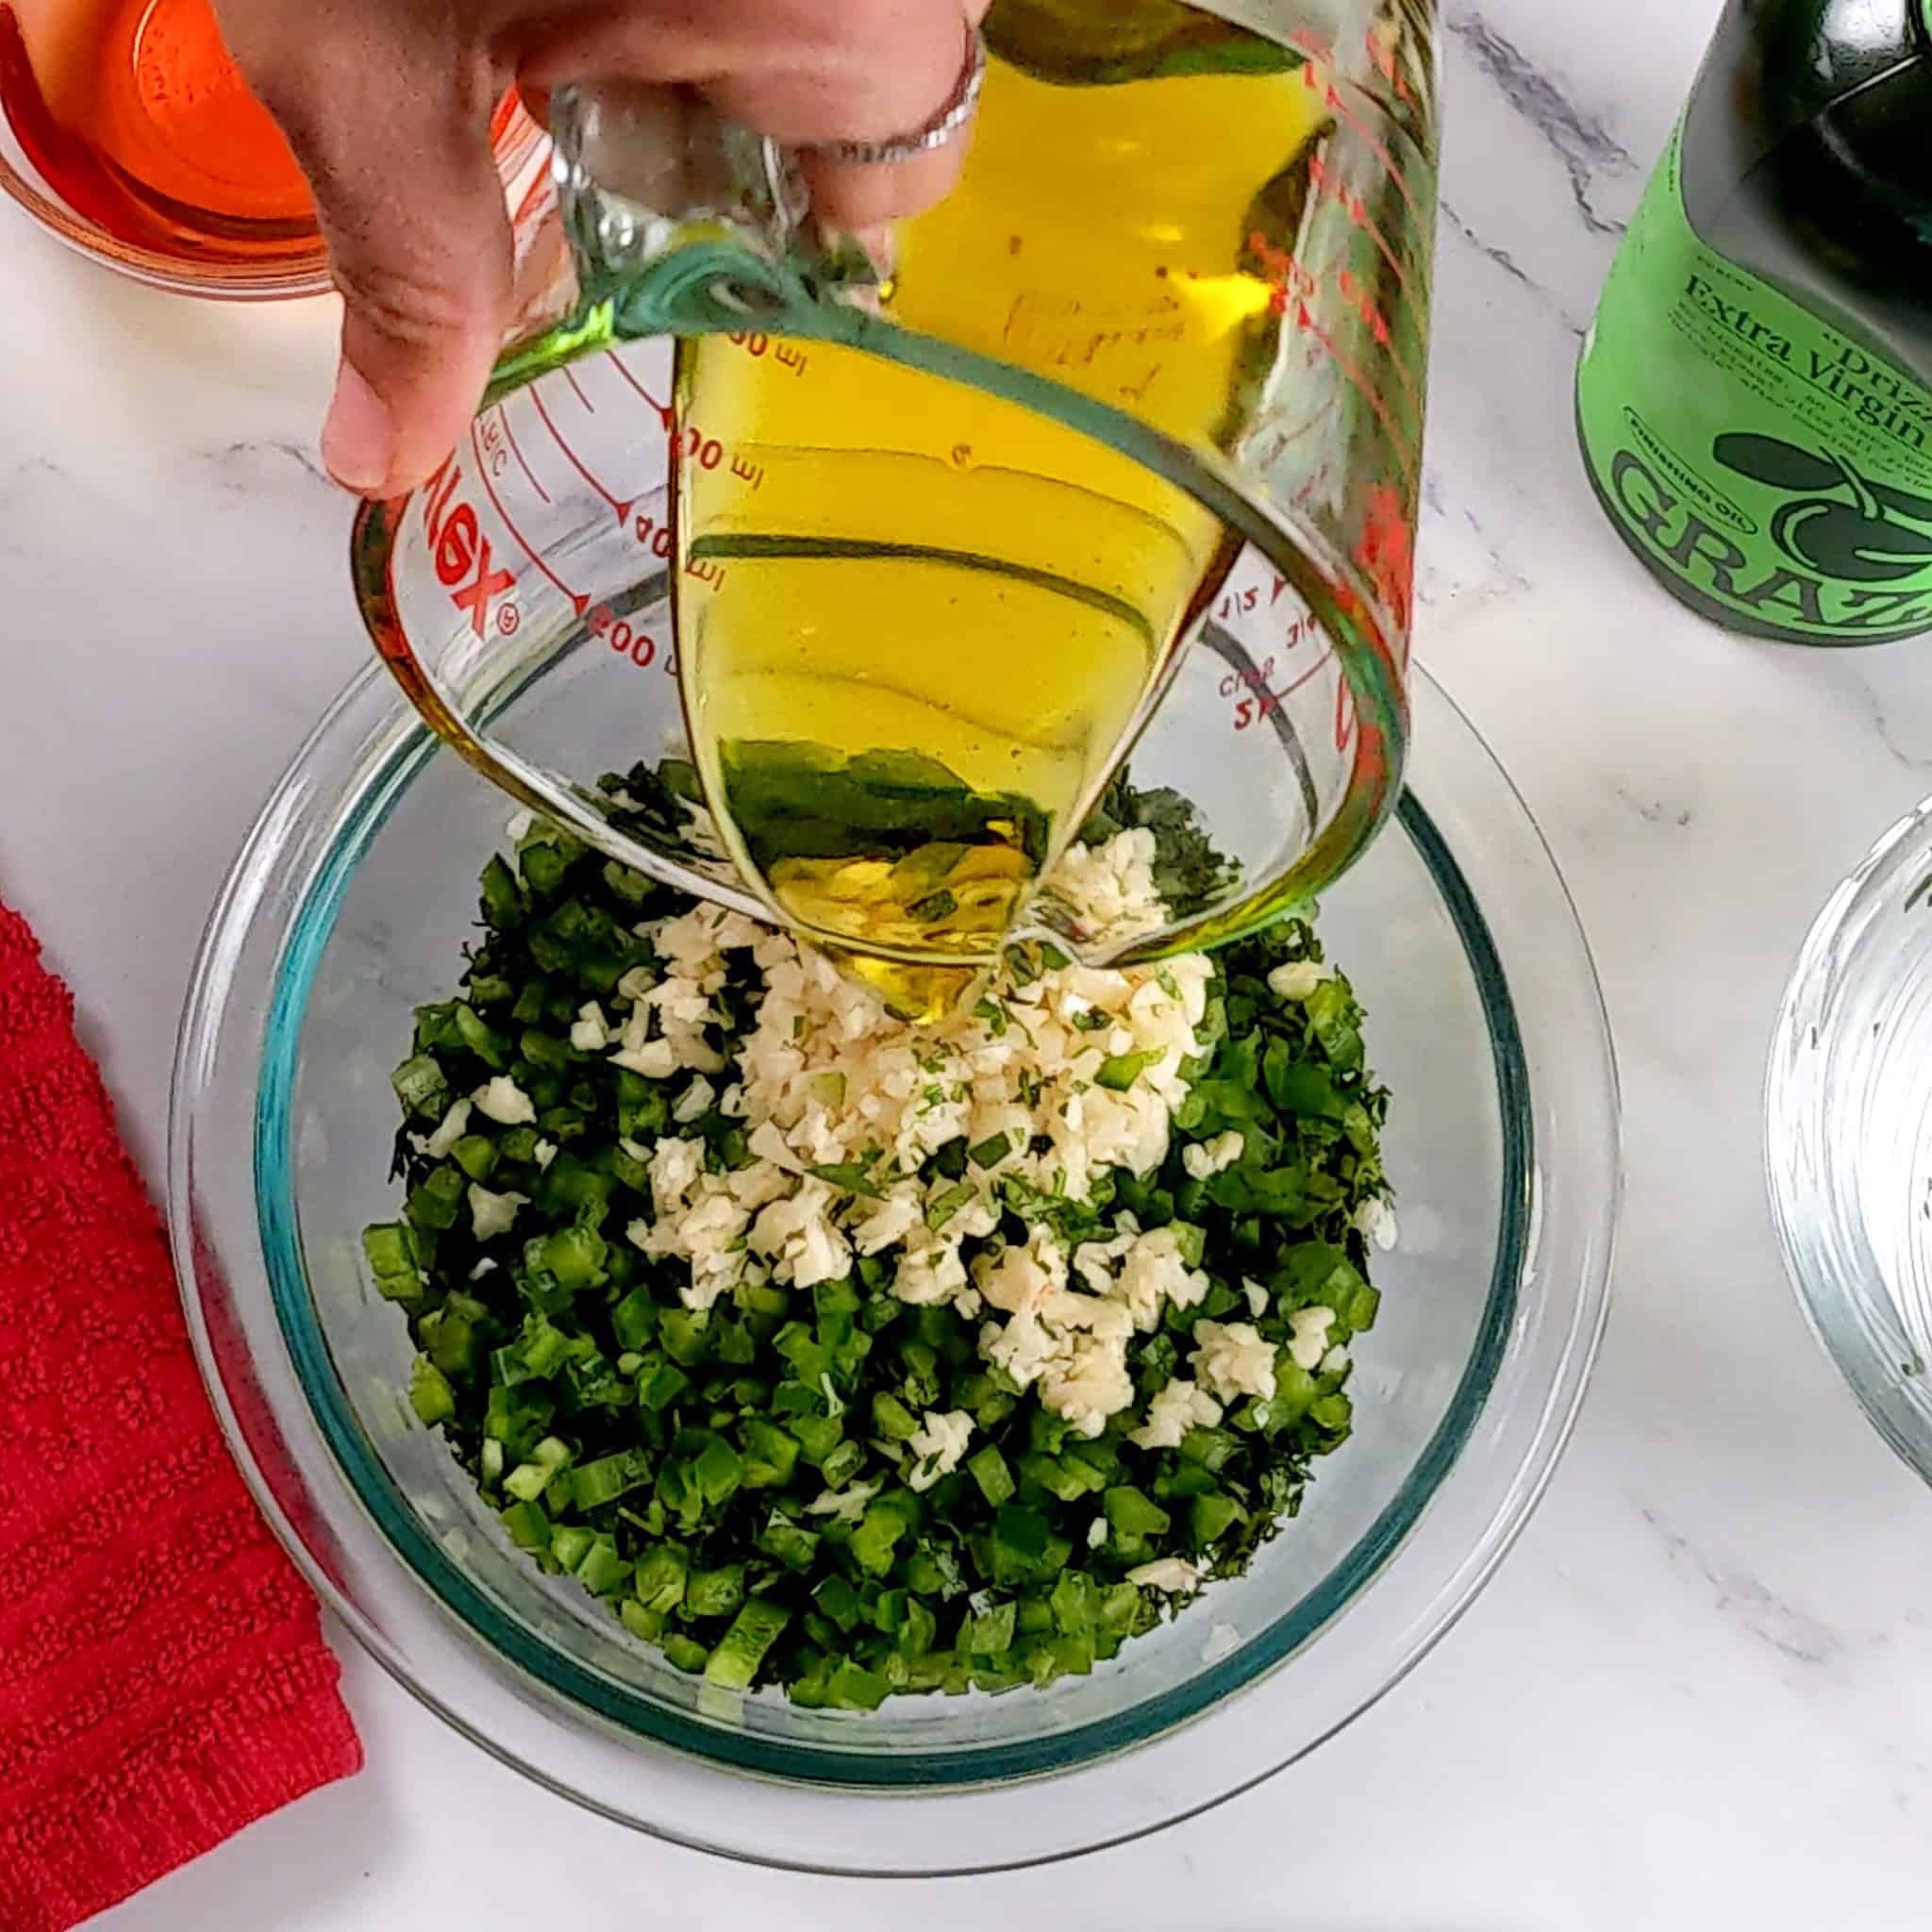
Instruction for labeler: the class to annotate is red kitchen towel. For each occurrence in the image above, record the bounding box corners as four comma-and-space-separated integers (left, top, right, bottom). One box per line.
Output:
0, 903, 361, 1932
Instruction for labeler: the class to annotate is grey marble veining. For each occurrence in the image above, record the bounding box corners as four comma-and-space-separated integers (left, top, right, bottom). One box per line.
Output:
5, 2, 1932, 1925
1446, 7, 1636, 236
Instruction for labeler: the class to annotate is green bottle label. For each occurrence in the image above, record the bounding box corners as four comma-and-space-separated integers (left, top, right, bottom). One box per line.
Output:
1577, 126, 1932, 643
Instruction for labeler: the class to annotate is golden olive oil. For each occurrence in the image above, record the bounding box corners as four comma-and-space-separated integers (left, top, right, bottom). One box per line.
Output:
673, 7, 1331, 1005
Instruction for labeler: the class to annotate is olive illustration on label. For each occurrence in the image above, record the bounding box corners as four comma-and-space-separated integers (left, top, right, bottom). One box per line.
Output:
1714, 432, 1932, 582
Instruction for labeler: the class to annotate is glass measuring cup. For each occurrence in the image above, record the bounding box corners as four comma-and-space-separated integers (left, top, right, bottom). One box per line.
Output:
352, 0, 1438, 970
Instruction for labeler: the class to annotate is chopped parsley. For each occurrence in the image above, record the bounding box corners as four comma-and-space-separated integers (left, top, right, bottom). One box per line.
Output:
364, 795, 1391, 1706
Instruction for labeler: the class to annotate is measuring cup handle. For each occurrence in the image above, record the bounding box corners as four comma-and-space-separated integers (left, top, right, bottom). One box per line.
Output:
348, 80, 876, 889
484, 80, 880, 405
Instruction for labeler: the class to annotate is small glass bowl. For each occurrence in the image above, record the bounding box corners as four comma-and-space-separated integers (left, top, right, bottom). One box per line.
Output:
169, 645, 1618, 1874
0, 81, 545, 299
1770, 795, 1932, 1481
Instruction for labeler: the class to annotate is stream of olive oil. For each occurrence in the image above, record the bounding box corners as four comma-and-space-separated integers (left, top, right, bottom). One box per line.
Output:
673, 6, 1328, 1013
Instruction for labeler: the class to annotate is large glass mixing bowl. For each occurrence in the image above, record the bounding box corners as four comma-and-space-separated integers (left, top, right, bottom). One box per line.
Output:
168, 637, 1618, 1874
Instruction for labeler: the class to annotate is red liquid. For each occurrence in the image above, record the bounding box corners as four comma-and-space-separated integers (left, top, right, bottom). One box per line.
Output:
0, 0, 315, 262
0, 0, 525, 270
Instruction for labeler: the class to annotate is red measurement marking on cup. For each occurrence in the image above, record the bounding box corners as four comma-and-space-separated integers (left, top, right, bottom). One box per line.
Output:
1222, 658, 1275, 704
671, 423, 763, 491
1252, 227, 1422, 425
728, 331, 810, 375
633, 508, 673, 558
1291, 42, 1420, 224
1363, 24, 1419, 110
587, 601, 675, 673
1306, 149, 1419, 309
1278, 291, 1418, 489
681, 425, 724, 471
1333, 264, 1421, 414
1334, 679, 1357, 755
1214, 574, 1309, 650
1291, 23, 1423, 116
627, 506, 729, 591
1252, 237, 1402, 372
422, 450, 521, 640
1224, 641, 1335, 735
470, 422, 588, 617
531, 389, 634, 524
1329, 679, 1359, 753
1231, 690, 1276, 732
610, 355, 675, 430
1215, 581, 1313, 629
496, 405, 551, 506
1354, 480, 1415, 633
476, 408, 508, 479
681, 423, 769, 491
1249, 232, 1314, 303
562, 365, 594, 411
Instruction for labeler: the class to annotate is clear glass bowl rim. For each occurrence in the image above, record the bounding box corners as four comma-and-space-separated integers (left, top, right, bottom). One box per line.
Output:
169, 657, 1621, 1871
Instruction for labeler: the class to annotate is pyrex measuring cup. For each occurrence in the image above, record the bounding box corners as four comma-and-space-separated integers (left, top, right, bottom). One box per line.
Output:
351, 0, 1437, 970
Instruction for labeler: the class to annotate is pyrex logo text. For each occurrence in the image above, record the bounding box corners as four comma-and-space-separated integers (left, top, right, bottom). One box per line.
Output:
422, 456, 515, 638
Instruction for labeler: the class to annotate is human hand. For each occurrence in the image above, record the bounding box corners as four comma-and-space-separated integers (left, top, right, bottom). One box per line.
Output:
213, 0, 989, 498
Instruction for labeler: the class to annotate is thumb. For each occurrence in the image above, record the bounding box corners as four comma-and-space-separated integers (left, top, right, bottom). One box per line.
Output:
241, 34, 512, 497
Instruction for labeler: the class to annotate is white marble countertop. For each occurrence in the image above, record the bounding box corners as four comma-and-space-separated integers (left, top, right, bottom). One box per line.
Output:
7, 1, 1932, 1925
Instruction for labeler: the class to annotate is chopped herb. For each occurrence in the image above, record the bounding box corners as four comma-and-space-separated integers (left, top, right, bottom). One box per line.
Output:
924, 1182, 977, 1231
807, 1160, 883, 1199
366, 777, 1389, 1705
1095, 1048, 1164, 1091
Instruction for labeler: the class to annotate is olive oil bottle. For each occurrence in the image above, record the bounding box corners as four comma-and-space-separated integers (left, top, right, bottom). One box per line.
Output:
1576, 0, 1932, 644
